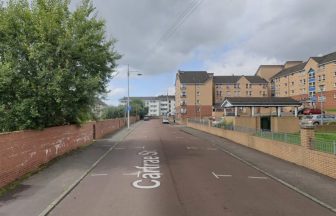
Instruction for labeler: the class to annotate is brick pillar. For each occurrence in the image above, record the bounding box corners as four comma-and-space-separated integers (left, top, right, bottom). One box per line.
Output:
300, 126, 315, 149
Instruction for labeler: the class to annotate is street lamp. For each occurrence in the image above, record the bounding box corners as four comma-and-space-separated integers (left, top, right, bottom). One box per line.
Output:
127, 65, 142, 129
319, 85, 324, 126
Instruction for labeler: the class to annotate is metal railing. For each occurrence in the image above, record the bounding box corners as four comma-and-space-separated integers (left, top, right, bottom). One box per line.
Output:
255, 130, 301, 145
311, 139, 336, 155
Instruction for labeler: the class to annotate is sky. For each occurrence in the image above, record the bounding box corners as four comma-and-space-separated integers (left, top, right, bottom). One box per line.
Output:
72, 0, 336, 105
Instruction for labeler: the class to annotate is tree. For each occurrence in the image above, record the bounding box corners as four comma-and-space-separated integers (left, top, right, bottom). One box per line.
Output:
102, 105, 124, 119
130, 99, 148, 119
0, 0, 121, 132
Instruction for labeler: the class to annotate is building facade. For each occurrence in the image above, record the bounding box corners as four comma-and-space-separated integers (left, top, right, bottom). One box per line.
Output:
271, 51, 336, 109
119, 96, 176, 117
175, 71, 214, 119
214, 75, 269, 104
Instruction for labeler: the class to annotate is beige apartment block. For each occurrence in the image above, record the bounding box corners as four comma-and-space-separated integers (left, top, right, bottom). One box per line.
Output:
175, 71, 214, 119
271, 51, 336, 109
214, 75, 269, 104
255, 65, 284, 82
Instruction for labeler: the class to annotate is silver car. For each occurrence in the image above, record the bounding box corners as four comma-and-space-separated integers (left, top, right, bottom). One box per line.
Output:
300, 114, 336, 126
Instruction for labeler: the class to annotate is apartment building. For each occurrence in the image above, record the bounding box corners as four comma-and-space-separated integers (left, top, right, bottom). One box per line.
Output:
175, 71, 269, 118
214, 75, 269, 104
175, 71, 214, 119
119, 96, 175, 117
271, 51, 336, 109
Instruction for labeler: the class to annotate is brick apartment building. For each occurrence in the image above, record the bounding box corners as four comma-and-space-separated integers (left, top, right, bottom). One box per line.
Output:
175, 71, 269, 119
271, 51, 336, 109
175, 71, 214, 119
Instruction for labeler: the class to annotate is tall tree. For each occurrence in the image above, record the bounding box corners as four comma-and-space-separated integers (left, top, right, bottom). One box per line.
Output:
0, 0, 121, 131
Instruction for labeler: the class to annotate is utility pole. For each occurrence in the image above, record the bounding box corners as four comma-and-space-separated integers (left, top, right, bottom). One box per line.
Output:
127, 64, 130, 129
320, 85, 324, 125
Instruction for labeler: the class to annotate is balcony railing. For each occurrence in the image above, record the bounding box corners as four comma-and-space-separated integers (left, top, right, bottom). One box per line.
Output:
181, 94, 187, 98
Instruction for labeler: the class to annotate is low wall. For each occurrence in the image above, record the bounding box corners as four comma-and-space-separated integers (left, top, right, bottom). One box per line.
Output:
271, 116, 300, 133
187, 122, 336, 179
0, 117, 138, 188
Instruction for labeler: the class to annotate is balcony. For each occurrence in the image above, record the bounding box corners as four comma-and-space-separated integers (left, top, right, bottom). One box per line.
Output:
180, 86, 186, 90
180, 94, 187, 98
180, 101, 187, 106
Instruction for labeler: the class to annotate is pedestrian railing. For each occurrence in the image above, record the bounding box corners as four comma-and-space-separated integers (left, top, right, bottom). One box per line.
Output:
311, 139, 336, 155
255, 130, 301, 145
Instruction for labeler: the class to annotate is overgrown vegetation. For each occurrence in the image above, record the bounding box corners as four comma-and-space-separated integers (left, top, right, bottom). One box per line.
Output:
102, 99, 148, 120
0, 0, 121, 132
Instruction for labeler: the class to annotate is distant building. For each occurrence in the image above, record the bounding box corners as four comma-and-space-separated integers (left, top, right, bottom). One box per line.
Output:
92, 98, 108, 118
119, 95, 176, 117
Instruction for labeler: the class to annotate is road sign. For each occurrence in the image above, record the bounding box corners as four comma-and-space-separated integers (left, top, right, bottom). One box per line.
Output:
318, 96, 326, 102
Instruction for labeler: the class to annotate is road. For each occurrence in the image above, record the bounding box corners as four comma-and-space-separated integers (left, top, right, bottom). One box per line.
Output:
48, 119, 334, 216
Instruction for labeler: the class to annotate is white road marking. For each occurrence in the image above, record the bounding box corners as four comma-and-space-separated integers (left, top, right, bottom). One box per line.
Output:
212, 171, 232, 179
123, 171, 141, 178
186, 146, 198, 150
248, 176, 268, 180
134, 146, 145, 149
103, 145, 112, 147
207, 147, 217, 151
91, 173, 108, 177
115, 147, 126, 150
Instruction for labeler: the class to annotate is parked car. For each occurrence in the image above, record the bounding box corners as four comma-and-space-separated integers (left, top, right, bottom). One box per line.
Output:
162, 117, 169, 124
300, 114, 336, 126
302, 108, 321, 115
143, 116, 150, 121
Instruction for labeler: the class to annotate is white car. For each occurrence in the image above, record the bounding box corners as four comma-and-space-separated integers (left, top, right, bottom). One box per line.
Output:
162, 118, 169, 124
300, 114, 336, 126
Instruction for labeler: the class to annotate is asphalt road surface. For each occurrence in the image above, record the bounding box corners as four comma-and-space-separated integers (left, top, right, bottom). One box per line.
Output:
48, 119, 334, 216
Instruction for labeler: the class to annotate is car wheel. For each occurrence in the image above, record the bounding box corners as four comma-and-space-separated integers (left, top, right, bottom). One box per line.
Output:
313, 122, 319, 126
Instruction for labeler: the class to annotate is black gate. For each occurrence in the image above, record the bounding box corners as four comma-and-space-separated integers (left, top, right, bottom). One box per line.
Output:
260, 116, 271, 131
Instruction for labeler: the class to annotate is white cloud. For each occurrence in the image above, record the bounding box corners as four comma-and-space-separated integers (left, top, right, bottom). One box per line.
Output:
72, 0, 336, 76
205, 49, 281, 76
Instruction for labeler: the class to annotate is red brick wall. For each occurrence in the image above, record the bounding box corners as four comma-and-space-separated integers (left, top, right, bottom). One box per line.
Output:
178, 105, 213, 119
0, 117, 138, 188
291, 91, 336, 109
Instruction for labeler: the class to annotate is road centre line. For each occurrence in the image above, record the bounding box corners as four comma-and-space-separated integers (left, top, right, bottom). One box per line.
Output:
212, 172, 232, 179
248, 176, 268, 180
91, 173, 108, 177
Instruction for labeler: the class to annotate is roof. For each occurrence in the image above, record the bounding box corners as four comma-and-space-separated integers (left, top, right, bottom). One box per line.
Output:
157, 95, 175, 100
213, 76, 240, 84
244, 76, 268, 84
311, 51, 336, 65
214, 75, 268, 84
178, 71, 210, 84
119, 96, 158, 101
221, 97, 301, 107
271, 62, 306, 79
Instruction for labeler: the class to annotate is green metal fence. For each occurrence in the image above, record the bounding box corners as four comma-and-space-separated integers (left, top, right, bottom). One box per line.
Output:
311, 139, 336, 154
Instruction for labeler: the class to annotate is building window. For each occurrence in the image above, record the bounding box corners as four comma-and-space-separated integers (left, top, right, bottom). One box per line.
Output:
197, 91, 200, 96
318, 75, 321, 81
334, 93, 336, 99
285, 83, 287, 86
196, 99, 200, 104
285, 91, 288, 95
303, 79, 306, 84
226, 91, 231, 96
322, 74, 326, 81
291, 90, 294, 94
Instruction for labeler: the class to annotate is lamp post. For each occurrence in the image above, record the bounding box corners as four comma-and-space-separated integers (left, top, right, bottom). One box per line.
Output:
127, 65, 142, 128
319, 85, 324, 126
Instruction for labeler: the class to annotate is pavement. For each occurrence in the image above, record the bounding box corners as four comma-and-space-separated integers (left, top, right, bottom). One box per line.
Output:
0, 119, 335, 216
0, 122, 141, 216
